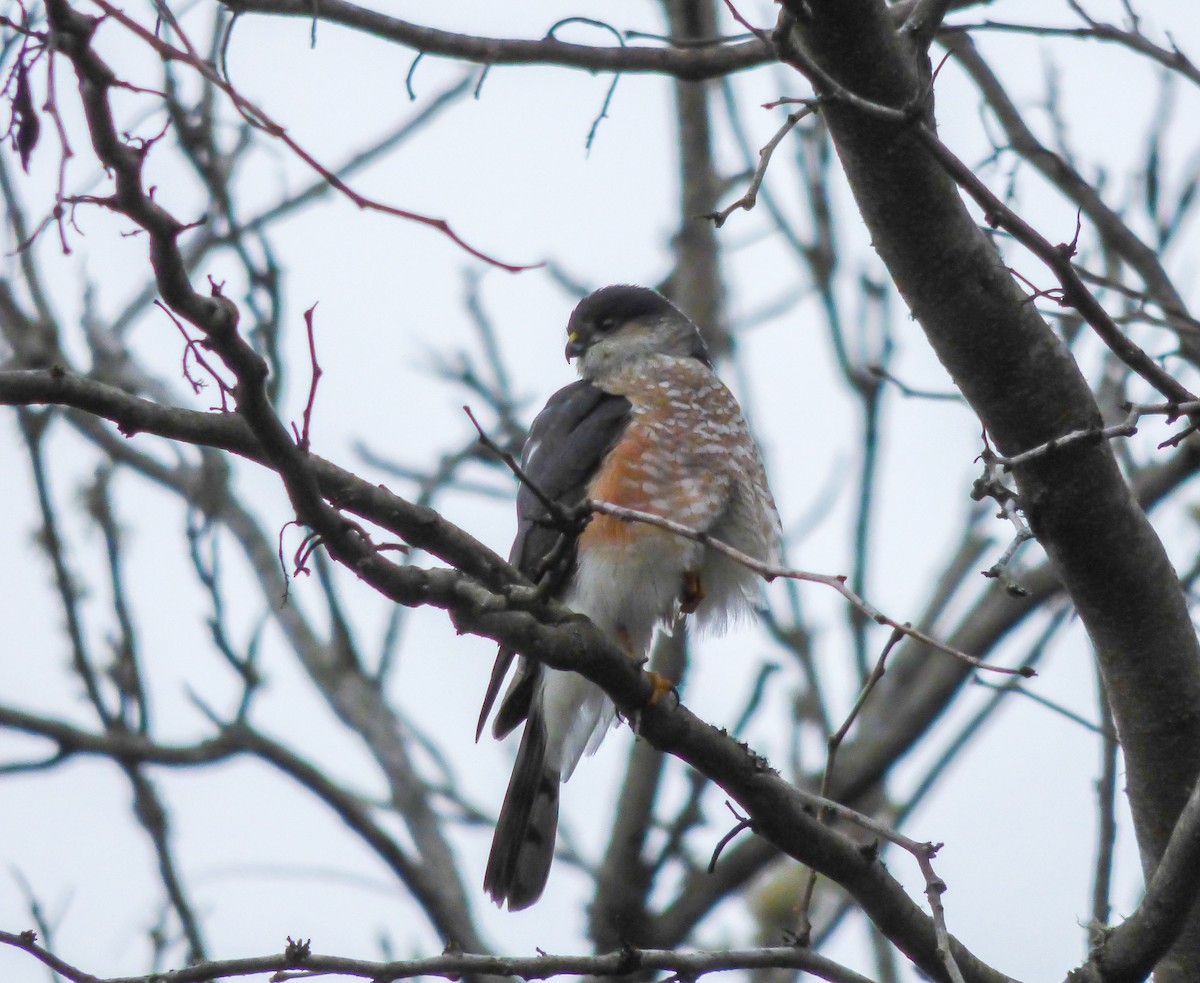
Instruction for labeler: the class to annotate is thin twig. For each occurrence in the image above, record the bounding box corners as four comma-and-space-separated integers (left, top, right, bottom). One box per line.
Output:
464, 404, 571, 525
586, 499, 1033, 678
706, 103, 816, 227
798, 627, 905, 940
293, 303, 322, 452
971, 449, 1033, 596
0, 932, 881, 983
89, 0, 536, 273
1090, 676, 1119, 948
772, 20, 1200, 410
992, 400, 1200, 468
546, 17, 624, 151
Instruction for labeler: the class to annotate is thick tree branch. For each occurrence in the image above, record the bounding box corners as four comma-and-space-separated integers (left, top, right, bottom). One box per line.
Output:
7, 4, 1022, 959
214, 0, 987, 82
659, 0, 730, 356
1072, 771, 1200, 982
15, 2, 1198, 979
0, 591, 1014, 983
0, 367, 518, 588
776, 1, 1200, 976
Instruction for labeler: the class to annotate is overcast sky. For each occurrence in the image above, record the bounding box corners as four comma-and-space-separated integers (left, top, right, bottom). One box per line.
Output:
5, 2, 1200, 981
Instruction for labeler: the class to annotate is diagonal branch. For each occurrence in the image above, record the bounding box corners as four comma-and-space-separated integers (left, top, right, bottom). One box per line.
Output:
1074, 770, 1200, 982
942, 30, 1200, 362
771, 13, 1196, 408
88, 0, 533, 272
775, 2, 1200, 975
586, 499, 1032, 678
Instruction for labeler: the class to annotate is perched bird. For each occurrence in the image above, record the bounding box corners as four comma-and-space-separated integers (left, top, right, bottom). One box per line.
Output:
477, 284, 782, 910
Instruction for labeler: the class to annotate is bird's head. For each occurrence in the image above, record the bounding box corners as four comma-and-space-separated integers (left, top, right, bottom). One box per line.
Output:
565, 285, 711, 379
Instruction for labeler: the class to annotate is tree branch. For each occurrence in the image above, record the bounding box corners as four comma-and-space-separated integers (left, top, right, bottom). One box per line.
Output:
776, 1, 1200, 975
0, 931, 881, 983
1073, 770, 1200, 982
218, 0, 774, 80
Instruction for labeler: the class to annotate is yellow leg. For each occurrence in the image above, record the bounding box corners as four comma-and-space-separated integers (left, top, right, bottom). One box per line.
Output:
614, 624, 676, 721
645, 670, 675, 706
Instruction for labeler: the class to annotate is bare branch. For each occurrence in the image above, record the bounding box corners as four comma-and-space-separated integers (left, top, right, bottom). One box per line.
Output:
88, 0, 536, 272
955, 11, 1200, 91
943, 30, 1200, 361
901, 0, 958, 52
0, 932, 882, 983
586, 499, 1034, 679
771, 17, 1199, 408
1074, 770, 1200, 982
991, 400, 1200, 468
705, 102, 816, 227
218, 0, 775, 81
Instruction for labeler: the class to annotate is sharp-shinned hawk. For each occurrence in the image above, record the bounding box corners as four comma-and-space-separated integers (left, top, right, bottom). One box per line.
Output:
477, 284, 782, 910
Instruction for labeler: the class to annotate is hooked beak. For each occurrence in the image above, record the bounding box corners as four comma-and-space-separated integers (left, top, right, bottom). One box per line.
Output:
565, 332, 584, 362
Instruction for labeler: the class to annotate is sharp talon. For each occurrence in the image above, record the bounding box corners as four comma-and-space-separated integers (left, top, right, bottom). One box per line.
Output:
680, 571, 704, 614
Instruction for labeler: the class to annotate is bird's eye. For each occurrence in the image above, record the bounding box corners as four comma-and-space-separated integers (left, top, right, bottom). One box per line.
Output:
597, 316, 618, 334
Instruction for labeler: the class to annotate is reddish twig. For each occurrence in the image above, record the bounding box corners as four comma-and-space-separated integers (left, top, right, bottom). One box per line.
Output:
1009, 267, 1065, 306
41, 47, 75, 253
293, 303, 322, 452
720, 0, 771, 44
293, 529, 322, 576
88, 0, 538, 273
155, 300, 232, 408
